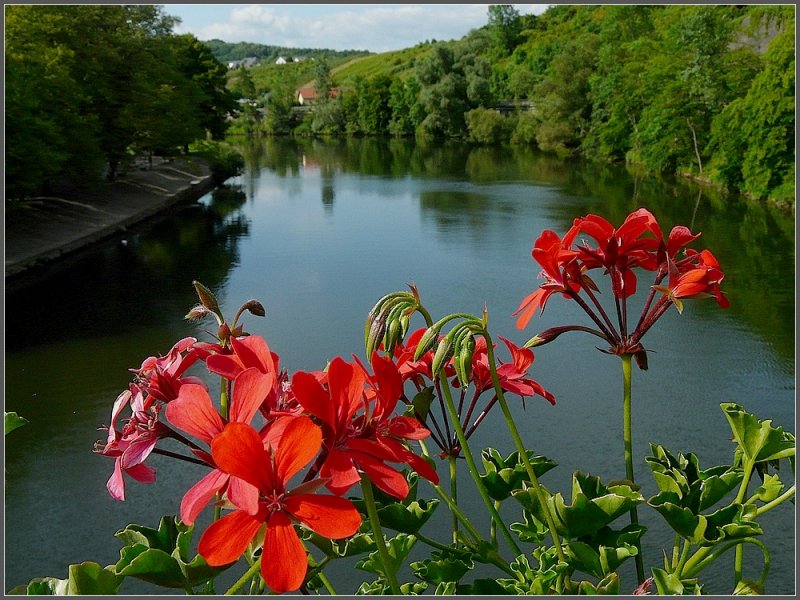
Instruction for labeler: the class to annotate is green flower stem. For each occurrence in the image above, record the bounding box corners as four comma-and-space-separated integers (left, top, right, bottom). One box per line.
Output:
670, 534, 681, 570
681, 538, 770, 582
484, 337, 566, 565
490, 500, 500, 547
439, 374, 523, 557
361, 475, 402, 595
220, 376, 229, 420
732, 458, 756, 585
417, 439, 483, 545
449, 455, 459, 544
675, 539, 692, 575
225, 557, 261, 595
756, 484, 795, 516
317, 571, 337, 595
417, 305, 434, 328
621, 354, 646, 585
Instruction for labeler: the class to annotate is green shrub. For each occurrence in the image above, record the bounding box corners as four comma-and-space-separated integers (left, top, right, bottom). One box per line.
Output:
190, 140, 245, 184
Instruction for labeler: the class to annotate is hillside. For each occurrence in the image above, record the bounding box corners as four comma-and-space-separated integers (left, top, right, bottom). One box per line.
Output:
205, 39, 368, 67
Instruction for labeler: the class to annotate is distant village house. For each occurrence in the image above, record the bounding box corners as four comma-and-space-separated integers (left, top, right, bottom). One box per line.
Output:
296, 86, 341, 106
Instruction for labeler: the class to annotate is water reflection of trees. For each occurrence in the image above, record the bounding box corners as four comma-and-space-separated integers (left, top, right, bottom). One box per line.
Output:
234, 136, 794, 362
6, 184, 249, 351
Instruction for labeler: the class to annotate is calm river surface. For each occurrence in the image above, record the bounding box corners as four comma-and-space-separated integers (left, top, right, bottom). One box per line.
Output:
5, 138, 795, 594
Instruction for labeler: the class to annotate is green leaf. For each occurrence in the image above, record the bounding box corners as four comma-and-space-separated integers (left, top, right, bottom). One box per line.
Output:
648, 497, 763, 546
510, 509, 548, 543
721, 403, 796, 463
411, 552, 473, 584
115, 546, 186, 588
5, 412, 29, 435
749, 473, 784, 504
652, 568, 685, 595
408, 387, 435, 423
66, 562, 123, 594
480, 447, 557, 501
514, 472, 643, 538
113, 516, 227, 589
574, 572, 620, 595
355, 533, 417, 577
375, 499, 440, 534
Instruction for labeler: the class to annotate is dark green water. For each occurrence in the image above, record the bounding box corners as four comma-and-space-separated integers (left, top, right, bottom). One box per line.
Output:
5, 137, 795, 594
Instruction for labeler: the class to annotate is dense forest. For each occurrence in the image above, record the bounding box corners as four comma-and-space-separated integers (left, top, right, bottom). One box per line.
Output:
229, 5, 794, 205
5, 5, 794, 205
5, 5, 236, 200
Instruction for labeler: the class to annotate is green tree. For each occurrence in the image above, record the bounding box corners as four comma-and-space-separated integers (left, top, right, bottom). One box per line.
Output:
708, 26, 795, 200
488, 5, 522, 57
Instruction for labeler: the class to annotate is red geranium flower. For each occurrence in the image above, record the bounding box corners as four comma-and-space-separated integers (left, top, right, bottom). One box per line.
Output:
291, 354, 438, 500
206, 335, 301, 418
165, 367, 273, 524
198, 418, 361, 593
97, 383, 165, 500
514, 229, 583, 328
131, 337, 205, 402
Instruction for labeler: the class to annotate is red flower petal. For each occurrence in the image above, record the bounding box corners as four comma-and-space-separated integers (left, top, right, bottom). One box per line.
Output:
228, 476, 260, 515
274, 416, 322, 484
284, 493, 361, 539
370, 352, 403, 420
232, 335, 276, 374
262, 512, 307, 593
328, 357, 364, 429
291, 371, 335, 427
180, 469, 229, 525
320, 448, 360, 496
386, 415, 431, 441
198, 509, 263, 566
229, 367, 274, 425
206, 353, 243, 380
211, 423, 274, 492
166, 384, 225, 444
354, 451, 409, 500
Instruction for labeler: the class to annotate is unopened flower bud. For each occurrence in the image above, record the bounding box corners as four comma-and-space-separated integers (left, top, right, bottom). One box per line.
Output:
185, 304, 211, 321
193, 280, 223, 320
240, 299, 265, 317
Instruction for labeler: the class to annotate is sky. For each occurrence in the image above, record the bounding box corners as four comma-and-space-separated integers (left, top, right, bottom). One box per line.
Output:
163, 4, 550, 53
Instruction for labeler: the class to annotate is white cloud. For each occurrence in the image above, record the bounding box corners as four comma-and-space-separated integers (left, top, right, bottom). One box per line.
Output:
172, 4, 550, 53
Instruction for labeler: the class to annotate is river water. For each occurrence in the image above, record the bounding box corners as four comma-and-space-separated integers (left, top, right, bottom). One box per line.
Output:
4, 137, 795, 594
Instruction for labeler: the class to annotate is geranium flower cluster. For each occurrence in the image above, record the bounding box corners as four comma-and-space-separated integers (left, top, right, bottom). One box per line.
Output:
96, 327, 442, 592
385, 327, 555, 458
515, 208, 729, 368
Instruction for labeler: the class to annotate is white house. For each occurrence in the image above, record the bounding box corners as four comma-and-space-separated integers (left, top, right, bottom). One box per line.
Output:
275, 56, 288, 65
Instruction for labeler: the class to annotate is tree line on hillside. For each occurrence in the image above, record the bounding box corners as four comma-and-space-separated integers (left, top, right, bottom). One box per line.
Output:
229, 5, 794, 204
205, 39, 367, 66
5, 5, 236, 200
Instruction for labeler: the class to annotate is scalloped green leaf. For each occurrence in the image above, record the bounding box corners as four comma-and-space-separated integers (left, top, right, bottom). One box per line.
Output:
356, 533, 417, 576
749, 473, 784, 504
480, 448, 557, 501
114, 546, 186, 588
411, 553, 473, 584
510, 509, 548, 543
375, 499, 439, 534
721, 403, 796, 463
513, 473, 643, 538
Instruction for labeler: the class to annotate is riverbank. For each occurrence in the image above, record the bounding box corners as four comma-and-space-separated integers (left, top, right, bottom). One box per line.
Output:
5, 156, 215, 281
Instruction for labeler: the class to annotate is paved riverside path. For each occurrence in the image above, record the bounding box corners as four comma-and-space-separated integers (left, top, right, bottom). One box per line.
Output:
5, 156, 215, 278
